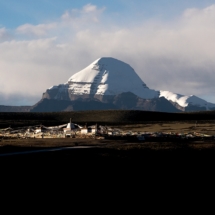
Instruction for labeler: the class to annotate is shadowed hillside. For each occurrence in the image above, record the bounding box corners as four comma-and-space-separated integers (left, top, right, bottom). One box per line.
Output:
0, 109, 215, 128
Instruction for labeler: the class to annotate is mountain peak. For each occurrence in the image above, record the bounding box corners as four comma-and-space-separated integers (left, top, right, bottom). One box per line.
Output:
66, 57, 158, 99
43, 57, 215, 112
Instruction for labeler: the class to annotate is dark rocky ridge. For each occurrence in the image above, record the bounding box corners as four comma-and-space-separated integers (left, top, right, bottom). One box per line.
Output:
1, 90, 211, 113
1, 91, 210, 112
30, 91, 181, 112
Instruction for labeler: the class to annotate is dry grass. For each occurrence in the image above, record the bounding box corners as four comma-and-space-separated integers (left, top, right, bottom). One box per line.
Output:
113, 121, 215, 135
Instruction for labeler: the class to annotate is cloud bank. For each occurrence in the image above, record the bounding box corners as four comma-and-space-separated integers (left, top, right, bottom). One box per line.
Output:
0, 4, 215, 105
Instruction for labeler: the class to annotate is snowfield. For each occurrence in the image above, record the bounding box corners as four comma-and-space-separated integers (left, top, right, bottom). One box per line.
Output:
159, 91, 215, 109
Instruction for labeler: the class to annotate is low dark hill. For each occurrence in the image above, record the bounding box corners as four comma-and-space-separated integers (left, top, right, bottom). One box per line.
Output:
0, 105, 31, 112
0, 110, 215, 128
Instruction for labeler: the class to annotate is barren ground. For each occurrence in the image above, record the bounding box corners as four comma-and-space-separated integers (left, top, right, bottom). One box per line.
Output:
1, 121, 215, 162
2, 119, 214, 195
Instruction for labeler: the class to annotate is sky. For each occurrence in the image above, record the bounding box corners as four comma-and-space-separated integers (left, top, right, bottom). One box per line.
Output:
1, 0, 215, 106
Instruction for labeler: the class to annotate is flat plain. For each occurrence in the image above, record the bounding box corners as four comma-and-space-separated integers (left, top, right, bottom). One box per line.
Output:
1, 121, 215, 159
1, 110, 215, 171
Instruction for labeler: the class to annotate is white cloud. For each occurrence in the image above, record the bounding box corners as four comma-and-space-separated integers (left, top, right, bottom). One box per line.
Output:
0, 28, 7, 37
1, 4, 215, 105
61, 3, 105, 24
0, 27, 12, 41
16, 23, 57, 37
82, 4, 98, 13
183, 4, 215, 19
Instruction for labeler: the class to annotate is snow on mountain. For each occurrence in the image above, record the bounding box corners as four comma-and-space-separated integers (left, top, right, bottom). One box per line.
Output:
46, 57, 215, 111
67, 57, 159, 99
159, 91, 215, 110
49, 57, 159, 99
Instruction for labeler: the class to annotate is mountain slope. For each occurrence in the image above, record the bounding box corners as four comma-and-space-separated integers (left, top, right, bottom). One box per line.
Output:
30, 92, 180, 112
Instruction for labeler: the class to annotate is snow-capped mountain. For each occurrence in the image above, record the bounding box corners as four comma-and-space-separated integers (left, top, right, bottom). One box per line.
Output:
67, 57, 159, 99
159, 91, 215, 111
44, 57, 159, 101
39, 57, 215, 112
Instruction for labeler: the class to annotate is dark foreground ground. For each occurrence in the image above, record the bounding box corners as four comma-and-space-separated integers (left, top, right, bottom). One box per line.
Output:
1, 137, 215, 166
2, 112, 215, 198
2, 120, 215, 181
2, 139, 213, 208
2, 137, 215, 192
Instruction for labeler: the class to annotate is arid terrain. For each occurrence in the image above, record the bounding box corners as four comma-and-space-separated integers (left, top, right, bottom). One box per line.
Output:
1, 110, 215, 172
1, 121, 215, 164
1, 123, 215, 185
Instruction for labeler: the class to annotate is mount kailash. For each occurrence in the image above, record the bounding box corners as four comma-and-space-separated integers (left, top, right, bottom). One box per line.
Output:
1, 57, 215, 112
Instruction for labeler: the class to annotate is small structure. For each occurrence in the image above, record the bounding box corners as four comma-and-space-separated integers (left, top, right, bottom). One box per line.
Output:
63, 118, 82, 138
65, 130, 76, 138
80, 128, 88, 134
63, 118, 79, 132
81, 124, 97, 134
35, 127, 42, 134
63, 123, 76, 132
87, 125, 97, 134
